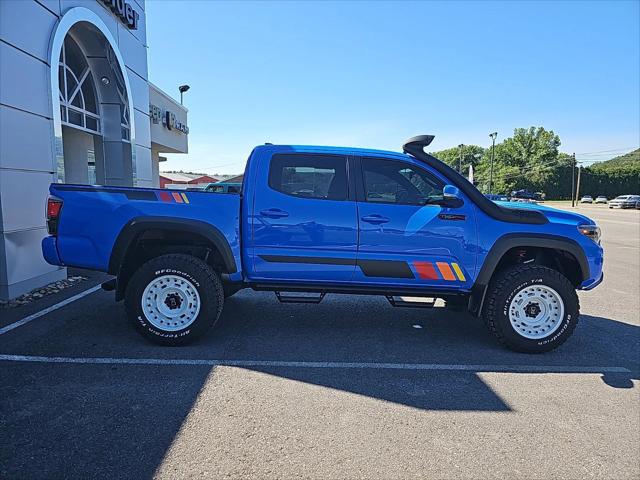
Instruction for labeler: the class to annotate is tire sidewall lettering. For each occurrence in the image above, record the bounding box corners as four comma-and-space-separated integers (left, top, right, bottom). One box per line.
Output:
501, 275, 575, 347
153, 268, 200, 288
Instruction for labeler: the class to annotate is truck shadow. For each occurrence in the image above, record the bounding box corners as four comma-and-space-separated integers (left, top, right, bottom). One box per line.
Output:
1, 292, 637, 480
215, 292, 640, 402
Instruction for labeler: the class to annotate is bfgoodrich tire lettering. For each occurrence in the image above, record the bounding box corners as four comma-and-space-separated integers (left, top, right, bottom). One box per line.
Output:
482, 264, 580, 353
125, 254, 224, 346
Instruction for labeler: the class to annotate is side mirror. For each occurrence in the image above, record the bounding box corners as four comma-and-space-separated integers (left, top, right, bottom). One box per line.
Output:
442, 185, 464, 208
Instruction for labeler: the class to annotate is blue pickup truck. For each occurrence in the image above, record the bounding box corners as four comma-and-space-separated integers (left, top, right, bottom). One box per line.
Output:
42, 136, 603, 352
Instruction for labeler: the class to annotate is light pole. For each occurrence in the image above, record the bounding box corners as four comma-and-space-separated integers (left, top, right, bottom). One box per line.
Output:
488, 132, 497, 194
570, 153, 576, 207
458, 144, 464, 173
178, 84, 190, 105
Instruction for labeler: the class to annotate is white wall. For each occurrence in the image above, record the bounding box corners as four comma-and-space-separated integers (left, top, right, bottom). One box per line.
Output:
0, 0, 150, 299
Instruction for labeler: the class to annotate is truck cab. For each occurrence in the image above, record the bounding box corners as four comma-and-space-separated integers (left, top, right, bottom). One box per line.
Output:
42, 136, 604, 352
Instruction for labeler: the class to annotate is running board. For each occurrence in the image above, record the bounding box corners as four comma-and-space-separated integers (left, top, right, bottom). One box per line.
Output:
386, 296, 445, 308
275, 291, 326, 304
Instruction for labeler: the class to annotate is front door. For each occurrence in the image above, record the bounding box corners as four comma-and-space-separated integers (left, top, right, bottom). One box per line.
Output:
355, 156, 477, 290
250, 152, 358, 282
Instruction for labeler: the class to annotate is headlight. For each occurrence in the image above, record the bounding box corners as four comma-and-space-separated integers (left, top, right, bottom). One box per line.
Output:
578, 224, 601, 244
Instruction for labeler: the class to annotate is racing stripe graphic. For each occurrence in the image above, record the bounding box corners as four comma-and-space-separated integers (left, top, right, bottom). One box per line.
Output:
159, 191, 172, 202
451, 262, 466, 281
158, 191, 190, 203
436, 262, 456, 281
259, 256, 466, 282
413, 261, 440, 280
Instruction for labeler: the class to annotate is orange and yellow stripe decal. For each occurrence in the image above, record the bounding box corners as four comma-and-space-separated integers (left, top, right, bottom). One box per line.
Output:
436, 262, 456, 281
451, 262, 466, 281
158, 191, 190, 204
412, 261, 467, 282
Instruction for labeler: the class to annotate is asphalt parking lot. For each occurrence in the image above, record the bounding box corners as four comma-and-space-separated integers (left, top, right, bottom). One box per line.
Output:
1, 204, 638, 479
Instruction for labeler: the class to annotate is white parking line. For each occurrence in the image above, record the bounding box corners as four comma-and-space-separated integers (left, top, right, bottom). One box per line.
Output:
0, 354, 631, 373
0, 285, 102, 335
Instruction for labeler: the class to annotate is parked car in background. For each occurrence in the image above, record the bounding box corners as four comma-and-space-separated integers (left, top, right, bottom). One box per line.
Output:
204, 182, 242, 194
608, 195, 640, 209
511, 189, 543, 202
484, 194, 509, 202
595, 196, 607, 204
580, 195, 593, 204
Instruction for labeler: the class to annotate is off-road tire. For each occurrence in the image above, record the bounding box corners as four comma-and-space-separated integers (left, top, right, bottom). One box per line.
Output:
124, 254, 224, 346
482, 264, 580, 353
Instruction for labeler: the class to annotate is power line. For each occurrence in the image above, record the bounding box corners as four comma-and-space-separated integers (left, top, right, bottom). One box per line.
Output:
576, 147, 638, 155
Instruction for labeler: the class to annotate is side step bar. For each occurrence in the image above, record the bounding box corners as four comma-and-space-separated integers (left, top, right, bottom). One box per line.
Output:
386, 296, 445, 308
275, 291, 326, 304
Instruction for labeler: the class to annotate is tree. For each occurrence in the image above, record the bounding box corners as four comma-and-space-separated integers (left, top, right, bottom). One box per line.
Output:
472, 127, 562, 194
430, 145, 485, 173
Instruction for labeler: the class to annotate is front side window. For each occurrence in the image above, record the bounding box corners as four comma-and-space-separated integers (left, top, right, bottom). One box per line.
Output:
269, 154, 348, 201
362, 157, 444, 205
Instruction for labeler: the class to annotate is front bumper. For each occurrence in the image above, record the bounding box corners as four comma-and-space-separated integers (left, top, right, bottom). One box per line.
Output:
580, 272, 604, 290
610, 203, 635, 208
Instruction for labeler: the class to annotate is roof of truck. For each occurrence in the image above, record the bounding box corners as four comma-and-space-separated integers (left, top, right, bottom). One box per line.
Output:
258, 143, 411, 159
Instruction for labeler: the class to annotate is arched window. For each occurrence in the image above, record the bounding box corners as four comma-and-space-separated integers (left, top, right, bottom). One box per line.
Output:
58, 35, 100, 133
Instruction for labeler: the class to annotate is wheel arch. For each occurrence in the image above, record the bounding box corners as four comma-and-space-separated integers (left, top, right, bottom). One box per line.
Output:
109, 217, 237, 300
468, 233, 589, 316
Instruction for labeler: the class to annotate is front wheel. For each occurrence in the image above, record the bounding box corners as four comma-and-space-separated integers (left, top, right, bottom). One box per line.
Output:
482, 264, 579, 353
124, 254, 224, 346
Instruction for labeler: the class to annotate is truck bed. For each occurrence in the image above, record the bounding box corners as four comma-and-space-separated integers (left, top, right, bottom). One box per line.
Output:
44, 184, 241, 273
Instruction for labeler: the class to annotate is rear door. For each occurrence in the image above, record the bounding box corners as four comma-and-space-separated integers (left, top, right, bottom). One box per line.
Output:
355, 155, 477, 290
249, 152, 358, 282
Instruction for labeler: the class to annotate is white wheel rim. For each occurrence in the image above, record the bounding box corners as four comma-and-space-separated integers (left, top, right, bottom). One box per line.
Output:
508, 284, 565, 340
141, 275, 201, 331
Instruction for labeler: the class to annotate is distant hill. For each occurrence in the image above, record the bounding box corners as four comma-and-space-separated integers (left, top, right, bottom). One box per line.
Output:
590, 148, 640, 171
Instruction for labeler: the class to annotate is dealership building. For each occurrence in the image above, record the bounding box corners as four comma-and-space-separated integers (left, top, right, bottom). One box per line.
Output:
0, 0, 189, 299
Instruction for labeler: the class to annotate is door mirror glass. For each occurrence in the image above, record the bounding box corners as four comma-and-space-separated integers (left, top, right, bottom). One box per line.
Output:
442, 185, 464, 208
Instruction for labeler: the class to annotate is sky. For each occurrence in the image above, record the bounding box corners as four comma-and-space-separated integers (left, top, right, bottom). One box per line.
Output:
146, 0, 640, 175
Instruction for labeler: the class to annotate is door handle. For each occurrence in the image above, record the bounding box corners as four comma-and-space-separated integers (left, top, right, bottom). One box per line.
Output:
260, 208, 289, 219
361, 214, 390, 224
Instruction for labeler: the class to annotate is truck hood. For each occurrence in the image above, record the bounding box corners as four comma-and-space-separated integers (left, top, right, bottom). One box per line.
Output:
496, 201, 596, 226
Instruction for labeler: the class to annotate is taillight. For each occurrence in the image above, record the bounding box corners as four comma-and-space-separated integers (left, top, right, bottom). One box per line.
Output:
46, 196, 63, 235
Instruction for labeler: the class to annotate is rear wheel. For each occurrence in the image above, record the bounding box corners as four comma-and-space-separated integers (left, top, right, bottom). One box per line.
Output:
482, 264, 579, 353
124, 254, 224, 345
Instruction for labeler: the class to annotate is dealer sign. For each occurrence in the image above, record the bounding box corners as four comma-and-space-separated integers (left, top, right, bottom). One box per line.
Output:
150, 104, 189, 135
100, 0, 139, 30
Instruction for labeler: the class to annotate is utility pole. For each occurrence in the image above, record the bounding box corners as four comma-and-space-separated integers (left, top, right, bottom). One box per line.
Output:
571, 153, 576, 207
458, 144, 464, 173
489, 132, 497, 194
575, 163, 582, 205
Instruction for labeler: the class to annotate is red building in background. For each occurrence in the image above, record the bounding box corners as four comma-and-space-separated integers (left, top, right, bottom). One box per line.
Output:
159, 172, 218, 189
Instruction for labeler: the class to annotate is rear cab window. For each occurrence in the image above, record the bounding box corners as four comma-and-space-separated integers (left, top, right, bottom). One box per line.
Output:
268, 153, 349, 201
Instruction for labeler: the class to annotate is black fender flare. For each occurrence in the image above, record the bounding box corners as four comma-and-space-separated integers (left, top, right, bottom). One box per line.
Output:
108, 216, 237, 276
468, 233, 589, 315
